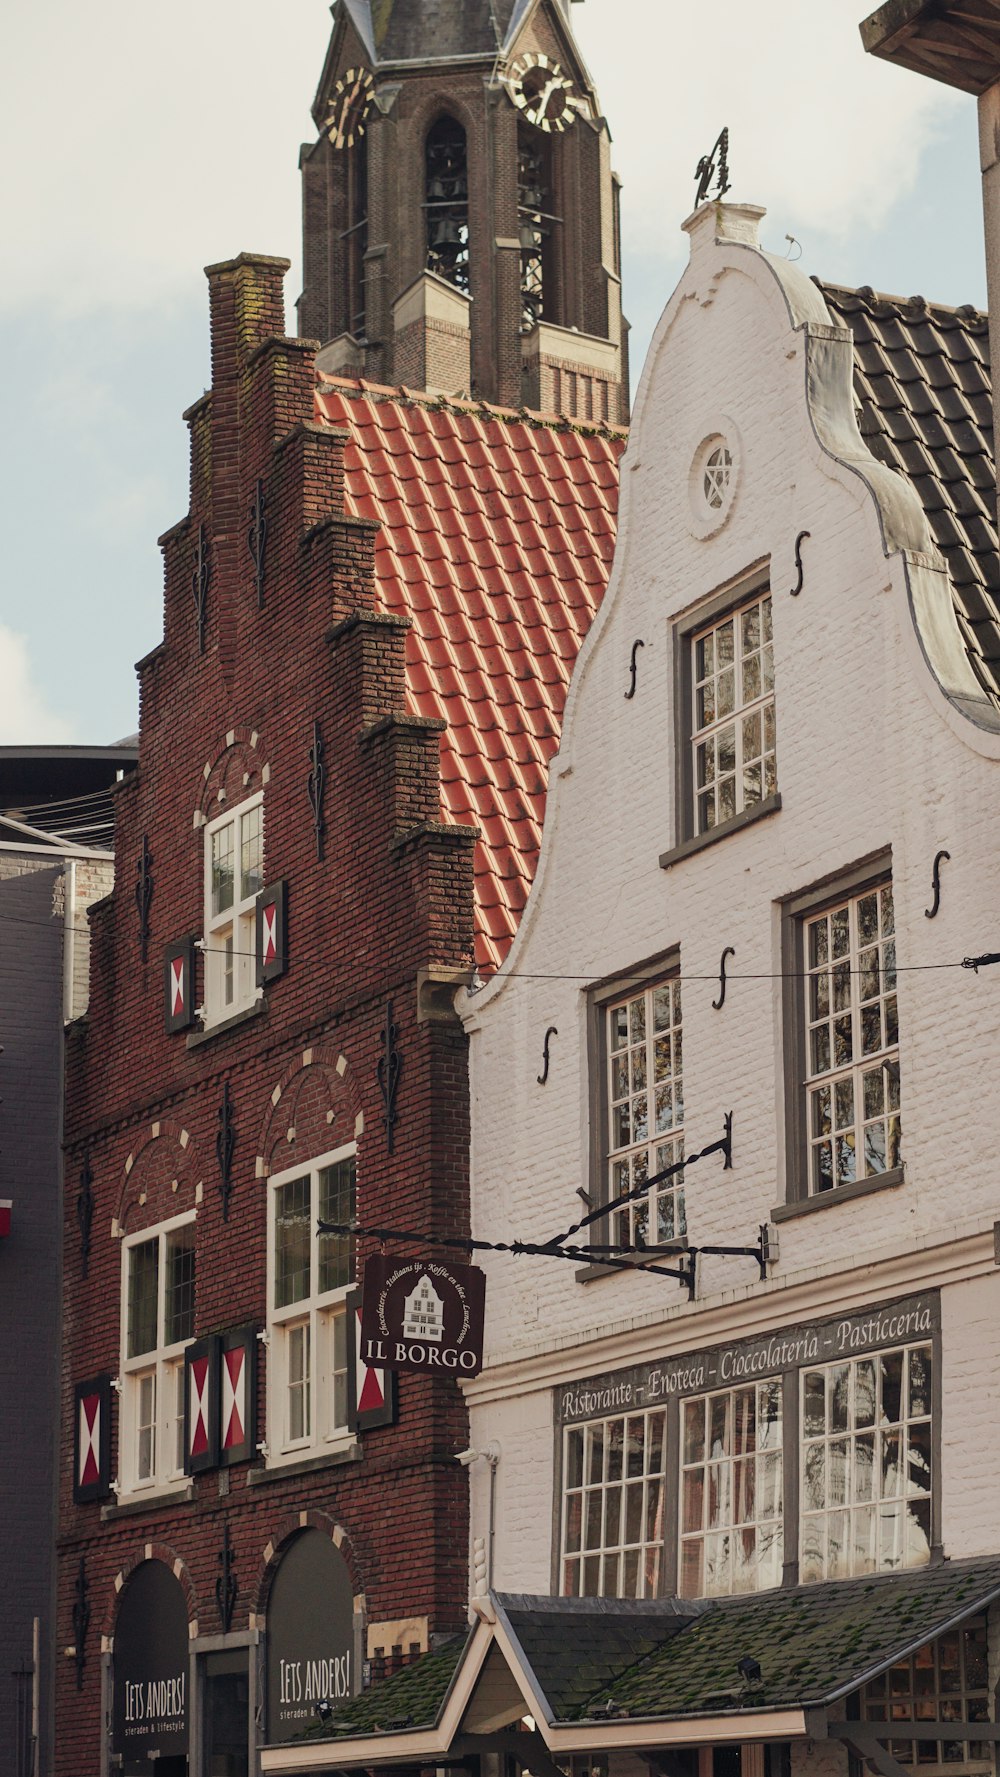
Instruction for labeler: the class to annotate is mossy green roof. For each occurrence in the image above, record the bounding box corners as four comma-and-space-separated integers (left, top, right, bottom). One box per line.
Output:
282, 1556, 1000, 1751
291, 1632, 468, 1743
499, 1558, 1000, 1723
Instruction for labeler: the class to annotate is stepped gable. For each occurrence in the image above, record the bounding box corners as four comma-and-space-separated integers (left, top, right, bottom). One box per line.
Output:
819, 281, 999, 705
315, 374, 626, 971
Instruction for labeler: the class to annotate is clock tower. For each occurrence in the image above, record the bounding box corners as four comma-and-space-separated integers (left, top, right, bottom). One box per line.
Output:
298, 0, 627, 422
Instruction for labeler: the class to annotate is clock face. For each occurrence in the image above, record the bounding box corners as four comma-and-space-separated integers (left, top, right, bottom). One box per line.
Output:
325, 66, 374, 150
507, 52, 581, 133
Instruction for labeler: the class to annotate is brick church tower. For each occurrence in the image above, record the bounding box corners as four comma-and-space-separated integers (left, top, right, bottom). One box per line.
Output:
298, 0, 628, 422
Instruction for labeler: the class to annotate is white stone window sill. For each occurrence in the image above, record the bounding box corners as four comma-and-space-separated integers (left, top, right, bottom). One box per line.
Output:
246, 1441, 361, 1486
101, 1480, 195, 1521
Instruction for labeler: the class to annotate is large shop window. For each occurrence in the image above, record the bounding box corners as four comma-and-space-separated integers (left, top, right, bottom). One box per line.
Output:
679, 1381, 783, 1598
605, 977, 685, 1246
862, 1618, 992, 1771
560, 1409, 667, 1599
800, 1342, 932, 1583
120, 1214, 196, 1495
691, 591, 776, 836
267, 1149, 356, 1463
802, 879, 901, 1195
203, 792, 264, 1025
557, 1294, 937, 1603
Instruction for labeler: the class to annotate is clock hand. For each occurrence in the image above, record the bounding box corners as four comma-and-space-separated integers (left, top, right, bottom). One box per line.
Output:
535, 76, 560, 117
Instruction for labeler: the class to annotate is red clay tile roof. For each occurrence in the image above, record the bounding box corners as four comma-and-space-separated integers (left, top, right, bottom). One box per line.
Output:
314, 376, 626, 971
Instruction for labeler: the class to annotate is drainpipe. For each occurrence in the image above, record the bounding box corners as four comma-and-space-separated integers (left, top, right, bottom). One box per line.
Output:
62, 858, 76, 1023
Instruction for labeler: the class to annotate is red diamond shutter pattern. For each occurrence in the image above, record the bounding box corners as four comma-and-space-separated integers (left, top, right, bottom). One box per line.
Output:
256, 881, 287, 986
78, 1391, 101, 1488
221, 1345, 245, 1452
188, 1354, 211, 1458
348, 1297, 396, 1430
163, 937, 196, 1032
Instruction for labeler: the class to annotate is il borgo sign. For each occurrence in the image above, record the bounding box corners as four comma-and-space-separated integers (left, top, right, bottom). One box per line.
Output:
360, 1256, 486, 1377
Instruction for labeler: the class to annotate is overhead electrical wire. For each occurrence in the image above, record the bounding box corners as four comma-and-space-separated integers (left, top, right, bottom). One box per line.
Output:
0, 902, 995, 981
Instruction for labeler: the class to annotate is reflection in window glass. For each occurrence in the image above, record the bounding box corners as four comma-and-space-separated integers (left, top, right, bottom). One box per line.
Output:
805, 883, 901, 1194
800, 1344, 932, 1583
692, 594, 775, 835
274, 1178, 311, 1309
679, 1381, 783, 1598
606, 980, 684, 1248
862, 1619, 992, 1771
561, 1410, 667, 1599
127, 1238, 159, 1358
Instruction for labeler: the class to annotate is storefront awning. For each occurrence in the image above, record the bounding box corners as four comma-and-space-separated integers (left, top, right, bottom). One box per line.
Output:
260, 1555, 1000, 1774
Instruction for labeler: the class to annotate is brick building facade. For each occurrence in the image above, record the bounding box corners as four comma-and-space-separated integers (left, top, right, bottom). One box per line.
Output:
54, 225, 623, 1770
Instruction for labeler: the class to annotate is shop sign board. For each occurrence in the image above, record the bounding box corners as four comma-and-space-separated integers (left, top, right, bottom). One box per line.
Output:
112, 1560, 189, 1758
559, 1290, 939, 1423
266, 1530, 355, 1743
359, 1254, 486, 1377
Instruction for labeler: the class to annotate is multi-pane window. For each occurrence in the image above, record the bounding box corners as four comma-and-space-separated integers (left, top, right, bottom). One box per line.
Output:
204, 794, 263, 1024
693, 594, 775, 834
268, 1150, 356, 1461
606, 980, 684, 1247
120, 1217, 196, 1494
800, 1343, 932, 1583
804, 882, 900, 1193
862, 1619, 993, 1771
561, 1410, 667, 1599
679, 1382, 783, 1599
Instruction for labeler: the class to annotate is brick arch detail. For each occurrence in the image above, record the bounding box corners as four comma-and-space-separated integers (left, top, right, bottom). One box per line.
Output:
114, 1118, 201, 1234
197, 725, 269, 824
103, 1543, 200, 1640
253, 1511, 365, 1619
415, 92, 477, 151
255, 1044, 363, 1180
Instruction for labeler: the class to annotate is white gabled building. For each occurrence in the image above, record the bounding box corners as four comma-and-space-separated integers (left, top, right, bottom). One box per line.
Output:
442, 198, 1000, 1777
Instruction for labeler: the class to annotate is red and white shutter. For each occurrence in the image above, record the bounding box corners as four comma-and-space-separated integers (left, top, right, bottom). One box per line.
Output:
346, 1290, 397, 1432
163, 936, 196, 1033
74, 1375, 112, 1502
219, 1326, 257, 1466
255, 881, 287, 986
183, 1337, 219, 1473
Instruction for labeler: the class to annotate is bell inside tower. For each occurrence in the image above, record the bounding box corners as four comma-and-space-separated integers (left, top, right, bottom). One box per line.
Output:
517, 127, 560, 332
425, 116, 470, 291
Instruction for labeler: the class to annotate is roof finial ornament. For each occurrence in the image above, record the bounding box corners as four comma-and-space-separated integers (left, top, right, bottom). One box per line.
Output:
694, 128, 731, 207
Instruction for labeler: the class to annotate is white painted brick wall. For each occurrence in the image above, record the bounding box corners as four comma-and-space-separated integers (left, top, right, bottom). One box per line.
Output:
464, 203, 1000, 1597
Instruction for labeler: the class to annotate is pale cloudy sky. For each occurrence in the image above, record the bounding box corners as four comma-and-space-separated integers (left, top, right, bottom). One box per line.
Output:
0, 0, 984, 742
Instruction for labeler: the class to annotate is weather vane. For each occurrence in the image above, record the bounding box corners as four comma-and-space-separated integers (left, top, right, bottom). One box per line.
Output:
694, 127, 731, 206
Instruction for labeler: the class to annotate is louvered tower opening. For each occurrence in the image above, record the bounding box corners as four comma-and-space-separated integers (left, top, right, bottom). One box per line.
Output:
425, 116, 470, 292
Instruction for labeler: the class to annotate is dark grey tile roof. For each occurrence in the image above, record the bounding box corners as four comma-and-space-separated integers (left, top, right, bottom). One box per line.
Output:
817, 281, 999, 706
349, 0, 520, 64
494, 1594, 702, 1719
503, 1558, 1000, 1723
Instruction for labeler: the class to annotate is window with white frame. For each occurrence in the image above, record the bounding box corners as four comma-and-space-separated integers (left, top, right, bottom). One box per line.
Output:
120, 1215, 196, 1494
800, 1342, 932, 1583
679, 1380, 783, 1598
803, 881, 901, 1194
560, 1409, 667, 1599
692, 593, 775, 835
267, 1149, 356, 1462
606, 979, 684, 1247
203, 793, 263, 1024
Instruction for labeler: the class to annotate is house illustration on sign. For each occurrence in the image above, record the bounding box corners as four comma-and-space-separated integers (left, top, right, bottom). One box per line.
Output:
402, 1275, 445, 1343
